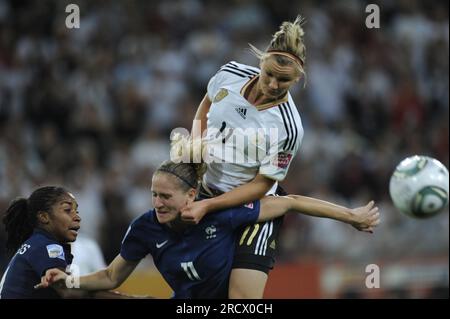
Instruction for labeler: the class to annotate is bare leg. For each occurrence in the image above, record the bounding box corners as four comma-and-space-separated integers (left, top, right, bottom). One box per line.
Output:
228, 268, 268, 299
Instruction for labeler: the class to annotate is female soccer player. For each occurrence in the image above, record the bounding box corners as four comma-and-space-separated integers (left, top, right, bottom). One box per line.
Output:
37, 161, 379, 299
0, 186, 81, 298
1, 186, 146, 299
183, 15, 311, 298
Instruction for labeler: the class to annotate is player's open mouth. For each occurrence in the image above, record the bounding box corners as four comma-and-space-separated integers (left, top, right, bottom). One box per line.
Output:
69, 226, 80, 235
268, 89, 280, 96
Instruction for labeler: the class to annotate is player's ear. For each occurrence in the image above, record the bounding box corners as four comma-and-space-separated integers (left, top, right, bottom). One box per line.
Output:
187, 188, 196, 202
37, 211, 50, 224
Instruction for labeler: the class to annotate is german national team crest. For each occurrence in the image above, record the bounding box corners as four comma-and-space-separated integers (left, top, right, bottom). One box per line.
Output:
273, 152, 293, 169
214, 88, 228, 103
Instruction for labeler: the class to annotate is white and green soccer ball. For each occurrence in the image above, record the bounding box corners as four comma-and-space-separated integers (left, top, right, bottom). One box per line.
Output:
389, 155, 449, 218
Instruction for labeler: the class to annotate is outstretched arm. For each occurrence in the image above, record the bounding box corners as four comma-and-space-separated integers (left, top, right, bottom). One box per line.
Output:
37, 254, 139, 293
78, 254, 139, 290
258, 195, 380, 232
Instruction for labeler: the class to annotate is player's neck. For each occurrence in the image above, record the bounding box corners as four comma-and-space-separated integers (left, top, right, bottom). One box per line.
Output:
246, 78, 282, 109
168, 215, 190, 233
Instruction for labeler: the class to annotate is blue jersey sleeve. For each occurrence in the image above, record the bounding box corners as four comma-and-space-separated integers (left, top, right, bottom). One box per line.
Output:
27, 244, 69, 277
228, 200, 260, 230
120, 216, 150, 261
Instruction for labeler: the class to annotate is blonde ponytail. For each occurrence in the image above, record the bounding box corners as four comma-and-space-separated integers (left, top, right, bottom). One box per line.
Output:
165, 133, 206, 191
249, 14, 307, 82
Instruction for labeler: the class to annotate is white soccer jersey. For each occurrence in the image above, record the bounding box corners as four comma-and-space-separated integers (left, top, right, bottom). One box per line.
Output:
203, 61, 304, 193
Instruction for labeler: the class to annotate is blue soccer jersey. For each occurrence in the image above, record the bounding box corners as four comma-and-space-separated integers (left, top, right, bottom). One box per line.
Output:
0, 229, 73, 299
120, 201, 260, 299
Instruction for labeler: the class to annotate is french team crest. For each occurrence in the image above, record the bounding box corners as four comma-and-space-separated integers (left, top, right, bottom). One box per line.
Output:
205, 225, 217, 239
214, 88, 228, 103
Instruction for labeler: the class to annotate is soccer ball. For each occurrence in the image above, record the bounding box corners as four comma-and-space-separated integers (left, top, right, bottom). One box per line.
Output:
389, 155, 449, 218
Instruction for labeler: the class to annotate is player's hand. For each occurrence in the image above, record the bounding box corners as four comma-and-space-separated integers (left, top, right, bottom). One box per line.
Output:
180, 200, 209, 224
349, 200, 380, 233
34, 268, 68, 289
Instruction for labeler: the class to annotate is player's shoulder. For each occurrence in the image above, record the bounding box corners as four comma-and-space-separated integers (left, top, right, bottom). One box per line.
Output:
287, 95, 302, 125
269, 95, 302, 126
270, 95, 304, 151
128, 210, 165, 237
131, 209, 155, 228
201, 206, 233, 225
25, 230, 57, 250
211, 201, 258, 219
19, 231, 64, 260
223, 61, 260, 73
122, 210, 158, 243
216, 61, 260, 79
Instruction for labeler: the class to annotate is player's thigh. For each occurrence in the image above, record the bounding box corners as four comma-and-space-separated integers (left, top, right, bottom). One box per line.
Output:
229, 268, 268, 299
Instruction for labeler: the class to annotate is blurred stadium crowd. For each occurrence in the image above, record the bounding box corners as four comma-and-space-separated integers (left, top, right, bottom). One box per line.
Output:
0, 0, 448, 297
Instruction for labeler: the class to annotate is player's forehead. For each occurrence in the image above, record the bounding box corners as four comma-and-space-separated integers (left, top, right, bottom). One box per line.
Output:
152, 173, 180, 193
261, 55, 300, 78
57, 193, 78, 207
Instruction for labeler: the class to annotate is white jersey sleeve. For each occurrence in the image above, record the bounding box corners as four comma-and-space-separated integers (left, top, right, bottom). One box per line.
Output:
207, 72, 224, 101
207, 61, 259, 101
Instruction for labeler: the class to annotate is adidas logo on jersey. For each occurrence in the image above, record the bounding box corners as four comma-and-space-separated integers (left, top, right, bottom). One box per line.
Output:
235, 107, 247, 119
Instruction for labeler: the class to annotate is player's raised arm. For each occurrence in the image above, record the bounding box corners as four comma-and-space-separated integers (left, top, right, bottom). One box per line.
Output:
192, 93, 212, 139
258, 195, 380, 233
